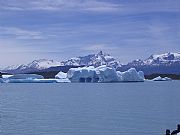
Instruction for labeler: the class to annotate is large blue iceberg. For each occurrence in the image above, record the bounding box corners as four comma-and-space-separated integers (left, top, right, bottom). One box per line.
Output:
66, 66, 144, 83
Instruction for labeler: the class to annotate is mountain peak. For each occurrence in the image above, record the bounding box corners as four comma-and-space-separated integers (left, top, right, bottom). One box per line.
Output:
125, 52, 180, 68
147, 52, 180, 62
96, 51, 110, 57
2, 51, 180, 75
62, 51, 121, 68
97, 51, 103, 55
27, 59, 62, 69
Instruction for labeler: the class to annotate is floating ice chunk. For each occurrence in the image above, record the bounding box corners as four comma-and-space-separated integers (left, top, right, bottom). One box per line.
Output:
96, 65, 118, 82
121, 68, 144, 82
67, 66, 145, 83
56, 78, 71, 83
2, 75, 13, 79
6, 79, 57, 83
55, 71, 70, 82
152, 76, 172, 81
152, 76, 162, 81
55, 72, 67, 79
138, 71, 145, 80
163, 77, 172, 81
34, 79, 58, 83
8, 74, 44, 79
67, 66, 96, 82
116, 68, 144, 82
116, 71, 123, 81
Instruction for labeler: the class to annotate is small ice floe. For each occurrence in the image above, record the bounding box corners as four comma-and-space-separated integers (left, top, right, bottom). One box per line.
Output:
1, 74, 44, 83
5, 78, 70, 83
3, 74, 47, 83
55, 71, 67, 79
56, 78, 71, 83
152, 76, 172, 81
8, 74, 44, 79
55, 71, 70, 82
6, 79, 57, 83
2, 75, 13, 79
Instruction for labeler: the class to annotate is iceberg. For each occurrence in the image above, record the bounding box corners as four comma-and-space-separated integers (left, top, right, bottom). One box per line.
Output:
67, 66, 97, 82
66, 66, 144, 83
56, 78, 71, 83
2, 75, 13, 79
120, 68, 145, 82
1, 73, 70, 83
8, 74, 44, 79
53, 71, 71, 82
55, 71, 67, 79
3, 74, 48, 83
96, 65, 118, 82
152, 76, 172, 81
6, 79, 57, 83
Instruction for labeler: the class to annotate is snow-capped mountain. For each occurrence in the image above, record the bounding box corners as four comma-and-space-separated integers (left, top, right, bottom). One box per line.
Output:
2, 59, 63, 74
144, 52, 180, 65
118, 52, 180, 75
61, 51, 121, 68
26, 59, 63, 70
1, 51, 121, 74
124, 52, 180, 66
1, 51, 180, 75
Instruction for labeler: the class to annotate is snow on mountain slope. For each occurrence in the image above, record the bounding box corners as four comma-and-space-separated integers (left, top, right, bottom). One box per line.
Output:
61, 51, 121, 68
125, 52, 180, 66
119, 52, 180, 75
2, 59, 63, 73
3, 65, 21, 71
1, 51, 121, 74
1, 52, 180, 75
26, 59, 63, 70
144, 52, 180, 65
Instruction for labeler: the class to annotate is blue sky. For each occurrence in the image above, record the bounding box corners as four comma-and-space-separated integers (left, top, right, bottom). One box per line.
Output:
0, 0, 180, 67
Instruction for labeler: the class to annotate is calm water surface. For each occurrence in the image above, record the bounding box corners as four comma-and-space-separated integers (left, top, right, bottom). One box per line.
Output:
0, 81, 180, 135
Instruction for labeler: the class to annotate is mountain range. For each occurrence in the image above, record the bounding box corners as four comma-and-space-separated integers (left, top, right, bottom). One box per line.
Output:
1, 51, 180, 75
119, 52, 180, 75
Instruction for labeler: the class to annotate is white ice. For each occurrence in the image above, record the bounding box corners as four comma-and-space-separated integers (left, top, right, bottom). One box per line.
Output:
8, 74, 44, 79
96, 65, 118, 82
65, 66, 144, 83
55, 71, 67, 79
120, 68, 145, 82
67, 66, 96, 82
2, 75, 13, 79
152, 76, 172, 81
6, 79, 57, 83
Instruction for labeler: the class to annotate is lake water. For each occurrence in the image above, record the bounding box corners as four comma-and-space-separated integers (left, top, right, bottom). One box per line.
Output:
0, 81, 180, 135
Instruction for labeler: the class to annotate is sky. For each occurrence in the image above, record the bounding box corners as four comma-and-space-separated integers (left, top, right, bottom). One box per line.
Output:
0, 0, 180, 67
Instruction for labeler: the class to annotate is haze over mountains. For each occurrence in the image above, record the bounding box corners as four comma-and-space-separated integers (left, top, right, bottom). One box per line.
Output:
1, 51, 180, 75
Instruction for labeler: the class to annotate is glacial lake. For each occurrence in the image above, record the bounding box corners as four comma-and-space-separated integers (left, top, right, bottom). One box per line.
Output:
0, 81, 180, 135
